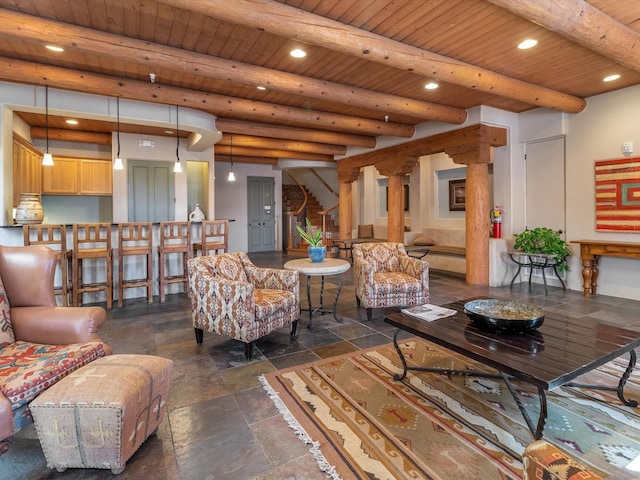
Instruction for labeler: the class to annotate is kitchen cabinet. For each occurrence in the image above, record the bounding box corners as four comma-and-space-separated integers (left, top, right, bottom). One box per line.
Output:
42, 156, 112, 195
79, 159, 112, 194
12, 134, 42, 206
42, 157, 78, 194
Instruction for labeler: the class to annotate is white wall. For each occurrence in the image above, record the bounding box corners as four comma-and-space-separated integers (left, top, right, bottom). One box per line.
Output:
564, 86, 640, 299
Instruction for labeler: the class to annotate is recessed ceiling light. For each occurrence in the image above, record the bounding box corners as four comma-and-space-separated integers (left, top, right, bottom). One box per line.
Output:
45, 45, 64, 52
603, 74, 621, 82
65, 119, 78, 125
290, 48, 306, 58
165, 130, 174, 135
517, 39, 538, 50
424, 82, 439, 90
256, 86, 267, 91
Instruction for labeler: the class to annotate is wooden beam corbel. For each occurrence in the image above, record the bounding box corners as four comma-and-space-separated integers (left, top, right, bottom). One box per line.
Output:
337, 163, 363, 185
444, 145, 490, 165
375, 156, 419, 177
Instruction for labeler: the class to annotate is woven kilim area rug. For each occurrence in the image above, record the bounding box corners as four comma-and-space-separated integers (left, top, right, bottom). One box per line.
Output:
260, 337, 640, 480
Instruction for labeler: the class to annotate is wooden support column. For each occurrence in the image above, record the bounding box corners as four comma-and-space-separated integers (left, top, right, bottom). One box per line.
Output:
387, 174, 405, 243
338, 182, 352, 240
376, 156, 418, 243
465, 163, 490, 285
337, 163, 362, 239
445, 143, 492, 286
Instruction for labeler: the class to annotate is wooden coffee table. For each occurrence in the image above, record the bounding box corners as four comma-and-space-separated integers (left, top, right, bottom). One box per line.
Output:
384, 298, 640, 440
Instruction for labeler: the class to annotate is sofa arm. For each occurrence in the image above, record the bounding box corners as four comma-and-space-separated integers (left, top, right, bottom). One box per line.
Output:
399, 255, 429, 285
246, 266, 299, 294
523, 440, 602, 480
10, 306, 110, 354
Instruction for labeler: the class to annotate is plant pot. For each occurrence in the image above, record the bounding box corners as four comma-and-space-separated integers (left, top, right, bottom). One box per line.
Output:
308, 246, 326, 263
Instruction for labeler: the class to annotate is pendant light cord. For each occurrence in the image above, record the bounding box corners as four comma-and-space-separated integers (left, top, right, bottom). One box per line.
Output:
45, 85, 49, 153
176, 105, 180, 161
116, 97, 121, 158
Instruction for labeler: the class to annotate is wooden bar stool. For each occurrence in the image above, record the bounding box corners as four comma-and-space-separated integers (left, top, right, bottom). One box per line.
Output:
117, 222, 153, 308
23, 224, 72, 306
72, 223, 113, 309
158, 221, 191, 303
192, 220, 229, 257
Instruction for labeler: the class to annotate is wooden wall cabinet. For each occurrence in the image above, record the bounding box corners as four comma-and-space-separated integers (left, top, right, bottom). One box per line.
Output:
42, 156, 112, 195
42, 157, 78, 194
12, 134, 42, 206
80, 159, 112, 194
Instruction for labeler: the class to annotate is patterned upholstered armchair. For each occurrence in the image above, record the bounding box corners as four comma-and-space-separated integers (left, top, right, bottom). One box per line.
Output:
187, 252, 299, 360
353, 242, 429, 321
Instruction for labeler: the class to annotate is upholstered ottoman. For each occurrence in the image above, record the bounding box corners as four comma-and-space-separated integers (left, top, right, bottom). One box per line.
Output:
30, 354, 173, 474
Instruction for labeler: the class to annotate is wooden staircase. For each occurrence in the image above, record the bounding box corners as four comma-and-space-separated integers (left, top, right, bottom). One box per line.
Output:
283, 184, 339, 257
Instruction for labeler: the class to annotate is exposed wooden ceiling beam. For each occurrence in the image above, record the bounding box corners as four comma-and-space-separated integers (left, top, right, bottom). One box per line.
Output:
1, 57, 414, 138
218, 134, 346, 156
163, 0, 586, 113
30, 127, 112, 144
214, 155, 278, 166
486, 0, 640, 72
214, 118, 376, 149
215, 145, 334, 162
0, 9, 466, 125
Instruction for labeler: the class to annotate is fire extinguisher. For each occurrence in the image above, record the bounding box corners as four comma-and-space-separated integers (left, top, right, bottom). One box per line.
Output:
491, 206, 503, 238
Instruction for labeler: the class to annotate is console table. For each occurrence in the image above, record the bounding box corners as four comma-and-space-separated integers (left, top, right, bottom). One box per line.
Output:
571, 240, 640, 297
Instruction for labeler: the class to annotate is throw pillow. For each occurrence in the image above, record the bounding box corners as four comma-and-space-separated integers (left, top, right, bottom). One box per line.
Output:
413, 237, 435, 246
358, 224, 374, 239
0, 273, 14, 347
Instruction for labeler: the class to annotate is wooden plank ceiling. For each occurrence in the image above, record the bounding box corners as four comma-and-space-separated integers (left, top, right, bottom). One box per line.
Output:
1, 0, 640, 164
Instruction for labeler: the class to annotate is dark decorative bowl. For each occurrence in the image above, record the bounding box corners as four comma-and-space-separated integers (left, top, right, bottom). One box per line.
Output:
463, 299, 545, 332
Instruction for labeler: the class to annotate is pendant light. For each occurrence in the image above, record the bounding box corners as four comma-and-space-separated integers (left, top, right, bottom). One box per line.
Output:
42, 85, 54, 166
227, 135, 236, 182
173, 105, 182, 173
113, 97, 124, 170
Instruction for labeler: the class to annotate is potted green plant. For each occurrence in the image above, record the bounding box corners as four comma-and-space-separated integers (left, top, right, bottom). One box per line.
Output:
296, 218, 325, 262
513, 227, 571, 271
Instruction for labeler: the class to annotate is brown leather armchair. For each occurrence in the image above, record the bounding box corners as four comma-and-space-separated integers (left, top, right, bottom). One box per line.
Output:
0, 245, 111, 455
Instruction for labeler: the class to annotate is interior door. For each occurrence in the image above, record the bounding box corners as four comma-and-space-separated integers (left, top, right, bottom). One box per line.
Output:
128, 160, 174, 222
247, 176, 275, 252
524, 137, 566, 233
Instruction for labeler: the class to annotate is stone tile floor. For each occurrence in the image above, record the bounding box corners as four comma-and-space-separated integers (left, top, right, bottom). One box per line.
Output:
3, 251, 640, 479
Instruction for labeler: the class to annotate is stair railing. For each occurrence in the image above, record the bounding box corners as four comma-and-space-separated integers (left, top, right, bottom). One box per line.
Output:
284, 174, 308, 250
319, 204, 339, 241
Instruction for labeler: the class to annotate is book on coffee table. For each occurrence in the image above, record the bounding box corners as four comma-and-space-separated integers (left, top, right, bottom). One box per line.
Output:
401, 304, 457, 322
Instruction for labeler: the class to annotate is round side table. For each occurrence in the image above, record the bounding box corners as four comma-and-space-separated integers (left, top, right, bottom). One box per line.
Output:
284, 258, 351, 327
